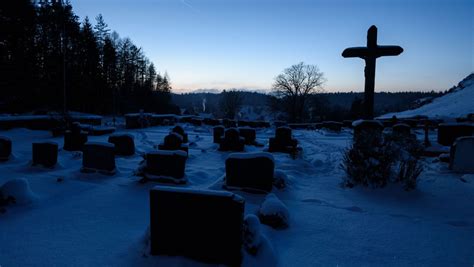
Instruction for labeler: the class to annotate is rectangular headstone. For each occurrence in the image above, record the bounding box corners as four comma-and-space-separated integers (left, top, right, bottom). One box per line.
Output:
145, 150, 187, 182
225, 152, 275, 192
449, 136, 474, 173
438, 123, 473, 146
81, 142, 116, 174
108, 134, 135, 156
150, 186, 245, 265
0, 136, 12, 161
32, 142, 58, 168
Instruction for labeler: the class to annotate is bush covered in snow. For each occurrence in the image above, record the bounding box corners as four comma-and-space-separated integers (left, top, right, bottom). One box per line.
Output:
258, 193, 289, 229
342, 130, 423, 190
243, 215, 262, 255
0, 178, 37, 205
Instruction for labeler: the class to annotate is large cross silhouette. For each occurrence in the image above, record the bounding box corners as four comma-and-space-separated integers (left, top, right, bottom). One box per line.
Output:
342, 25, 403, 119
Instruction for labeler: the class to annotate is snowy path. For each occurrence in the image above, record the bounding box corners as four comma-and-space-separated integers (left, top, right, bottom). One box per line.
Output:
0, 126, 473, 266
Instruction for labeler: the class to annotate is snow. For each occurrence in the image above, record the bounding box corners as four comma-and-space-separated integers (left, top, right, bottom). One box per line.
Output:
1, 178, 37, 204
380, 73, 474, 119
258, 193, 290, 228
0, 122, 473, 266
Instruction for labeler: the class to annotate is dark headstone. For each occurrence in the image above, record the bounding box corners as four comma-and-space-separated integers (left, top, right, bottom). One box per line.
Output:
171, 125, 188, 143
108, 134, 135, 156
343, 120, 354, 128
392, 123, 411, 136
225, 152, 274, 192
238, 127, 257, 145
213, 126, 225, 144
219, 128, 245, 152
150, 186, 245, 265
438, 123, 473, 146
145, 150, 187, 182
269, 127, 298, 153
63, 130, 88, 151
32, 142, 58, 168
449, 136, 474, 173
0, 137, 12, 161
158, 132, 189, 155
288, 123, 315, 130
190, 118, 203, 126
125, 113, 149, 129
81, 142, 116, 174
274, 121, 286, 128
322, 121, 343, 132
352, 120, 384, 142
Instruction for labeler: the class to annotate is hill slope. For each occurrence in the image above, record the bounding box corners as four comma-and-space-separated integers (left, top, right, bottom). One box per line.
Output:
380, 73, 474, 119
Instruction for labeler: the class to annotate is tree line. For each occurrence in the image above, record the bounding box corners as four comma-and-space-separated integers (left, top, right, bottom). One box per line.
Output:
0, 0, 177, 115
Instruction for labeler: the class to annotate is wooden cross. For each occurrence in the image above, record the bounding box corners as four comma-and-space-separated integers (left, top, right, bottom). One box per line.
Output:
342, 25, 403, 119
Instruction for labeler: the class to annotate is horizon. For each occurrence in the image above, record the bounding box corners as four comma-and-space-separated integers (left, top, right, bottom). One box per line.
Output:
72, 0, 473, 93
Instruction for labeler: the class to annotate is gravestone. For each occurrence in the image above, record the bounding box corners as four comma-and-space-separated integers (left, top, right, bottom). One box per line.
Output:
125, 113, 149, 129
342, 25, 403, 119
213, 126, 225, 144
32, 142, 58, 168
352, 120, 384, 143
63, 125, 88, 151
158, 132, 189, 156
0, 137, 12, 161
145, 150, 187, 183
81, 142, 116, 175
322, 121, 343, 132
274, 121, 286, 128
268, 127, 298, 153
437, 123, 473, 146
392, 123, 411, 136
108, 134, 135, 156
238, 127, 257, 145
149, 186, 245, 265
190, 118, 203, 126
88, 126, 116, 136
343, 120, 354, 128
218, 128, 245, 152
203, 118, 220, 126
225, 152, 274, 192
171, 125, 188, 143
449, 136, 474, 173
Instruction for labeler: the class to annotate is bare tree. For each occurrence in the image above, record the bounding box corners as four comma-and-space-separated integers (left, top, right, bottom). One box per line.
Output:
273, 62, 326, 122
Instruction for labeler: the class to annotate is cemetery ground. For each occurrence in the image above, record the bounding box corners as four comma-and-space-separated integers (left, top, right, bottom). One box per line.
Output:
0, 119, 473, 266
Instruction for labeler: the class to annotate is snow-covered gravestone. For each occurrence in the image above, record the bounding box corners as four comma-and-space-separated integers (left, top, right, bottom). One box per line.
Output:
449, 136, 474, 173
352, 120, 384, 143
437, 123, 473, 146
171, 125, 188, 143
108, 134, 135, 156
149, 186, 245, 265
225, 152, 274, 192
0, 136, 12, 161
145, 150, 187, 183
238, 127, 257, 145
213, 126, 225, 144
268, 127, 298, 153
219, 128, 245, 152
32, 142, 58, 168
158, 132, 189, 156
81, 142, 116, 175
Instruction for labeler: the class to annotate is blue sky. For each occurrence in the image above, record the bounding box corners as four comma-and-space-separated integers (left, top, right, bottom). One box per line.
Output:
73, 0, 473, 93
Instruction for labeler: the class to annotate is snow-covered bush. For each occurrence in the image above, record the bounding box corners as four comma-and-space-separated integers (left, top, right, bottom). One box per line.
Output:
0, 178, 37, 204
258, 193, 289, 229
342, 130, 423, 190
243, 215, 262, 255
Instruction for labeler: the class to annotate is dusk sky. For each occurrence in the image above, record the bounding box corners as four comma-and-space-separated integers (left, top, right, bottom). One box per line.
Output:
73, 0, 473, 93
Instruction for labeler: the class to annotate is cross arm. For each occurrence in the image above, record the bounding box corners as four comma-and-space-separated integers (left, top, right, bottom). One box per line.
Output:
341, 47, 369, 58
374, 45, 403, 57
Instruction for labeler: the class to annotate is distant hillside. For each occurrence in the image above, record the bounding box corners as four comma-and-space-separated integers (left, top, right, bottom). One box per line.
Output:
380, 73, 474, 119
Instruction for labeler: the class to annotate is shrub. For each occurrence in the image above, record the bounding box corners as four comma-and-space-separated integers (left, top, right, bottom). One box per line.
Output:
342, 130, 423, 190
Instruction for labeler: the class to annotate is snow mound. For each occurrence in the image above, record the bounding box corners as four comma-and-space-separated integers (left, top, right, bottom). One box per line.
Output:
242, 215, 278, 266
380, 73, 474, 119
258, 193, 290, 229
1, 178, 37, 204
